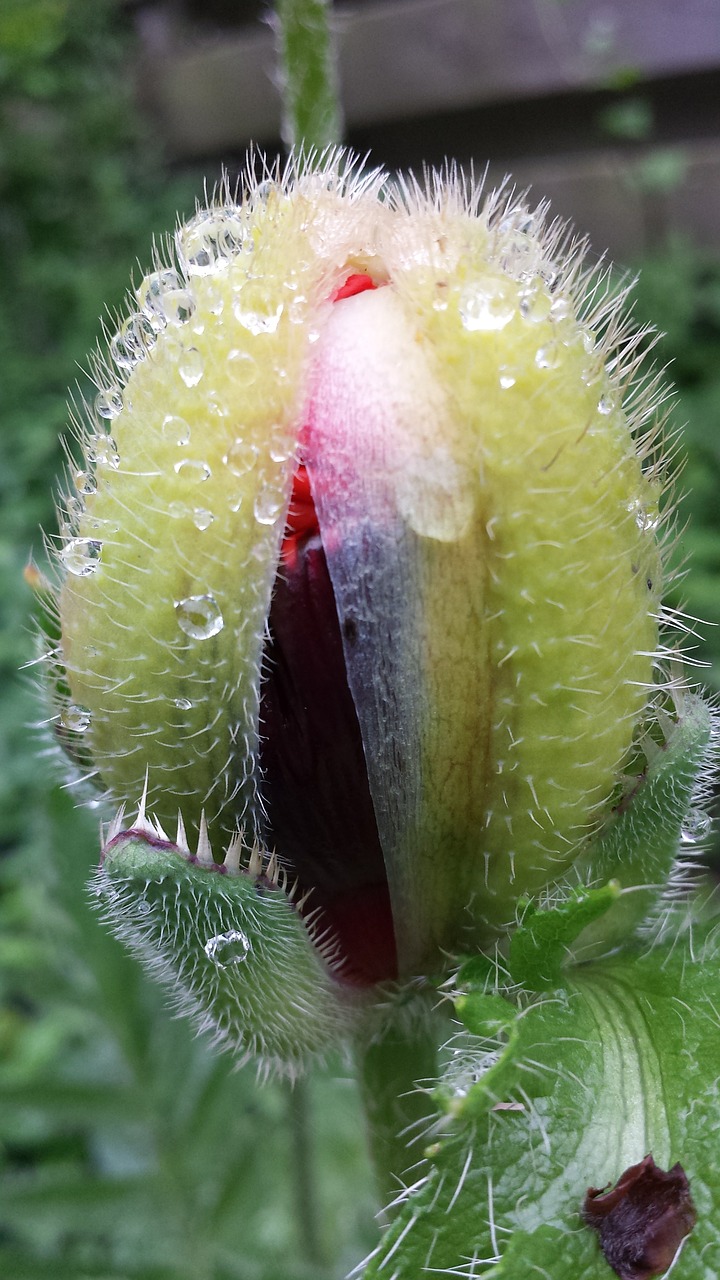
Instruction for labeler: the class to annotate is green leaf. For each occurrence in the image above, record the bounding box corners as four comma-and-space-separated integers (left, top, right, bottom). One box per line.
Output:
361, 917, 720, 1277
509, 882, 620, 990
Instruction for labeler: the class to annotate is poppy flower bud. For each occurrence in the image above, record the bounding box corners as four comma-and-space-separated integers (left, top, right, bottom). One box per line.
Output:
48, 153, 667, 997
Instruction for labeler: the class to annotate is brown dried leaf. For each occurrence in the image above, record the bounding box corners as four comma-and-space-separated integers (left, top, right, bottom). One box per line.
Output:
583, 1154, 697, 1280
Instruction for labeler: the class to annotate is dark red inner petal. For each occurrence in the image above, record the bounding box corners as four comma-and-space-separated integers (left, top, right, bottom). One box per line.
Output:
259, 290, 397, 985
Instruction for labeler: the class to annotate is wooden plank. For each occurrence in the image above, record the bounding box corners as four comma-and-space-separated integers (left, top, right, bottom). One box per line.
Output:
134, 0, 720, 158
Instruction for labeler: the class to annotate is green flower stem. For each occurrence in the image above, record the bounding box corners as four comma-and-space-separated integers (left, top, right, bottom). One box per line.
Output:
356, 1008, 440, 1210
274, 0, 343, 150
288, 1077, 330, 1270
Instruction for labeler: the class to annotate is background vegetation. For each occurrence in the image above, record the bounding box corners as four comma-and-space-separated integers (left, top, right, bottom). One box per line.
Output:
1, 1, 719, 1276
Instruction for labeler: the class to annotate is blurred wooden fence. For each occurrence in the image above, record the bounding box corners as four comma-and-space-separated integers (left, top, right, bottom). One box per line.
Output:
129, 0, 720, 259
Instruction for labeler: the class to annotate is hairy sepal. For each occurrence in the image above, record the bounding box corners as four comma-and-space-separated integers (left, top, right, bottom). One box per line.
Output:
570, 691, 716, 958
53, 157, 388, 845
307, 201, 666, 972
95, 826, 357, 1078
360, 917, 720, 1278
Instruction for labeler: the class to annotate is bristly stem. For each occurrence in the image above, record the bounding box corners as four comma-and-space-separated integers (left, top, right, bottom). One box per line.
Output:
274, 0, 343, 151
356, 1007, 440, 1211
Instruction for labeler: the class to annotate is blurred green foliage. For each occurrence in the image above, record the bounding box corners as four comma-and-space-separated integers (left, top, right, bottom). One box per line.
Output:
2, 1, 720, 1275
0, 2, 375, 1275
632, 242, 720, 690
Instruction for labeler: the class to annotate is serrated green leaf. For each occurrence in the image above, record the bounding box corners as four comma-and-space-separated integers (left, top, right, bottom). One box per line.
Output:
361, 918, 720, 1278
509, 882, 620, 990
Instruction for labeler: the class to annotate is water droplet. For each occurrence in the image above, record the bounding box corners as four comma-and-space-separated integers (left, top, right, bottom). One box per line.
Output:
225, 438, 258, 477
163, 289, 196, 326
519, 281, 552, 324
232, 300, 283, 335
396, 450, 475, 542
174, 458, 211, 485
598, 393, 616, 416
177, 210, 249, 275
60, 537, 103, 577
499, 367, 517, 390
168, 501, 190, 520
110, 314, 155, 370
192, 507, 214, 531
268, 423, 293, 463
162, 414, 191, 446
178, 347, 204, 387
228, 349, 258, 386
253, 486, 284, 526
459, 285, 514, 332
204, 929, 251, 967
206, 393, 228, 420
627, 499, 658, 533
549, 296, 571, 323
175, 593, 224, 640
93, 436, 120, 469
535, 344, 562, 370
680, 811, 713, 844
95, 388, 123, 420
74, 468, 97, 495
173, 696, 193, 710
137, 269, 185, 329
61, 703, 92, 733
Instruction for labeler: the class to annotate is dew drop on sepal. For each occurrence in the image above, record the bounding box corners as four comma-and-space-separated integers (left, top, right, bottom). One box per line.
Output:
60, 538, 103, 577
253, 485, 284, 526
94, 388, 123, 421
61, 704, 92, 733
174, 593, 224, 640
178, 347, 204, 387
204, 929, 251, 967
225, 438, 259, 477
162, 415, 191, 447
174, 459, 212, 485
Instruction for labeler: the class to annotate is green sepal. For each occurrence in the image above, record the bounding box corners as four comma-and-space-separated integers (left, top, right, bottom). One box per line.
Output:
360, 916, 720, 1278
96, 828, 357, 1077
571, 692, 714, 955
508, 882, 620, 991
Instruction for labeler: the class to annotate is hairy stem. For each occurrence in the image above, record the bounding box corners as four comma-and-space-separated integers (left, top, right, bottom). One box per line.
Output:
357, 1007, 440, 1211
288, 1076, 329, 1269
274, 0, 343, 151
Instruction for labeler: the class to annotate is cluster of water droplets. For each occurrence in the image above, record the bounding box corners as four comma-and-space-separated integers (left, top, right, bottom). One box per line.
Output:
456, 250, 620, 411
176, 207, 251, 278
